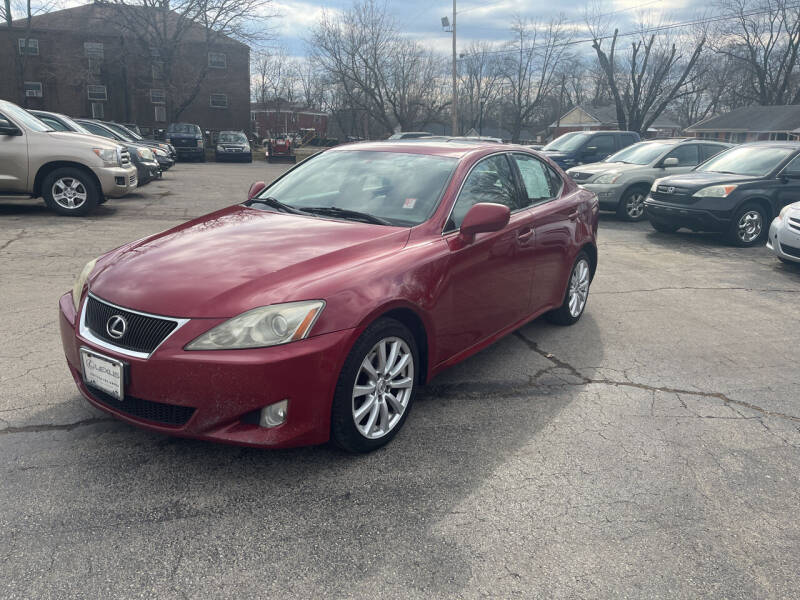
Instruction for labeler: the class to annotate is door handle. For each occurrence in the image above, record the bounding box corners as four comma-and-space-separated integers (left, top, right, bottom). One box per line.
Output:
517, 228, 534, 243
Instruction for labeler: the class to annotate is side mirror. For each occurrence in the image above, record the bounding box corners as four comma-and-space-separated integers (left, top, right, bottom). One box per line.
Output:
663, 157, 679, 167
459, 202, 511, 243
248, 181, 266, 200
0, 120, 21, 136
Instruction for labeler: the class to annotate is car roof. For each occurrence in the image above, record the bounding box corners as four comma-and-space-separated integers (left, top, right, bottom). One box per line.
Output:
736, 140, 800, 149
330, 139, 531, 159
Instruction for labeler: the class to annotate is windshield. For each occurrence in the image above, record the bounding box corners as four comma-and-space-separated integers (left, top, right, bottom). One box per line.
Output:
219, 132, 247, 143
104, 123, 135, 142
543, 132, 591, 153
55, 113, 92, 135
168, 123, 199, 134
250, 150, 458, 227
3, 103, 53, 132
115, 123, 143, 140
606, 141, 674, 165
696, 146, 795, 177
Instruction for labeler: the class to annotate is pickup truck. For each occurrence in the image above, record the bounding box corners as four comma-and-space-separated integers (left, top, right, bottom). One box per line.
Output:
0, 99, 137, 216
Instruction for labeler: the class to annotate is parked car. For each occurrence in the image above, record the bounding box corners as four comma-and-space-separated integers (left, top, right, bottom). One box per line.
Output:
215, 131, 252, 162
59, 140, 598, 452
567, 139, 731, 221
166, 122, 205, 161
75, 119, 161, 185
0, 99, 136, 216
644, 142, 800, 246
388, 131, 433, 139
122, 123, 142, 136
103, 122, 176, 165
767, 201, 800, 263
542, 130, 640, 169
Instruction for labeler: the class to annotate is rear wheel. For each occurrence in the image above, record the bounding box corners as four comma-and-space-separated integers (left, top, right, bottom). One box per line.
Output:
546, 251, 592, 326
42, 168, 99, 216
331, 318, 418, 453
616, 185, 649, 221
727, 202, 767, 247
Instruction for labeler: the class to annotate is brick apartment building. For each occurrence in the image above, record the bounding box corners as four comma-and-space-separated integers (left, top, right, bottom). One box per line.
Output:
0, 2, 250, 134
250, 101, 328, 141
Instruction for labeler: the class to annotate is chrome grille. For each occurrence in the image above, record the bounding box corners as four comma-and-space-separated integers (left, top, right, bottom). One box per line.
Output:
780, 242, 800, 259
84, 295, 179, 354
120, 150, 131, 166
789, 217, 800, 232
656, 185, 690, 195
129, 174, 137, 186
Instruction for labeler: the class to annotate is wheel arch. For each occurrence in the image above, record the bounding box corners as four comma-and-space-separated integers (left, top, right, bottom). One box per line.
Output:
34, 162, 102, 199
580, 242, 598, 280
736, 196, 773, 221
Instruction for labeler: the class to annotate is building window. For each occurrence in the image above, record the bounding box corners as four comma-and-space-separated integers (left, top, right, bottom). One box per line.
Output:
84, 42, 104, 58
150, 89, 165, 104
87, 85, 107, 101
24, 81, 43, 98
154, 105, 166, 122
208, 52, 227, 68
18, 38, 39, 55
91, 102, 104, 119
209, 93, 228, 109
250, 111, 257, 122
151, 61, 164, 80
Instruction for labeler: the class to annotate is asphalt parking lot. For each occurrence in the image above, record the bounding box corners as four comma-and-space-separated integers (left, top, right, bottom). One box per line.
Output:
2, 161, 799, 599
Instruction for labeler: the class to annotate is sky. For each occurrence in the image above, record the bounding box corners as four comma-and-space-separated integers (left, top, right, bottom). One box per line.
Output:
270, 0, 697, 58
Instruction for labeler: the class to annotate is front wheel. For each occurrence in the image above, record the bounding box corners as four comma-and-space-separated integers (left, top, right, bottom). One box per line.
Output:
331, 318, 418, 453
546, 251, 592, 326
727, 202, 767, 247
616, 186, 649, 221
42, 168, 99, 216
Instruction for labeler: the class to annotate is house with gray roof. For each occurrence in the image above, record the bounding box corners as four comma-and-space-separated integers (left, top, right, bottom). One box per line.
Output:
686, 105, 800, 143
549, 104, 682, 139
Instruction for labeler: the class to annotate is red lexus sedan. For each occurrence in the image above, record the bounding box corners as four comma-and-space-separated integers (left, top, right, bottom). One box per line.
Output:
59, 140, 598, 452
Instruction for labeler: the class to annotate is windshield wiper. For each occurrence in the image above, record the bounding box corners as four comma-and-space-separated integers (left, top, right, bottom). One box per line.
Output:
247, 196, 307, 215
302, 206, 392, 226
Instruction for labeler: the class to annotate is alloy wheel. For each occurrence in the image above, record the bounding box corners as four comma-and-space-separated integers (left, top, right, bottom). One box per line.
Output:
737, 210, 763, 243
568, 258, 590, 317
352, 336, 414, 439
51, 178, 88, 210
626, 192, 646, 219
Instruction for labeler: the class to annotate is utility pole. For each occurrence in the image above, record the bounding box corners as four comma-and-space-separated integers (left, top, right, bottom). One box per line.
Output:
451, 0, 457, 137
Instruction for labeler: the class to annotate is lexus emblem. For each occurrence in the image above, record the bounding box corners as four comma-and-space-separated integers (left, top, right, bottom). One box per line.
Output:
106, 315, 128, 339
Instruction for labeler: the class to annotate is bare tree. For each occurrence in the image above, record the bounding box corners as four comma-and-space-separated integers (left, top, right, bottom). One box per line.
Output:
501, 16, 571, 143
310, 0, 447, 137
588, 16, 707, 134
711, 0, 800, 105
458, 41, 504, 135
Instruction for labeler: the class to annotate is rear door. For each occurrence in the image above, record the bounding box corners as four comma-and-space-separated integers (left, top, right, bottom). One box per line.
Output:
0, 110, 29, 193
510, 152, 576, 312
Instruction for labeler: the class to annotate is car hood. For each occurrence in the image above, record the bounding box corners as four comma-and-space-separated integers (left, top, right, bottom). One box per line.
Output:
89, 205, 410, 318
569, 161, 639, 175
49, 131, 122, 150
656, 171, 758, 190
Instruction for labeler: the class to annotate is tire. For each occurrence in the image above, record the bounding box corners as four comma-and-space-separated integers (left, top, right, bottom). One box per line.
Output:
727, 202, 768, 247
331, 318, 419, 453
546, 251, 592, 326
616, 185, 649, 221
98, 197, 108, 205
41, 167, 99, 216
649, 219, 680, 233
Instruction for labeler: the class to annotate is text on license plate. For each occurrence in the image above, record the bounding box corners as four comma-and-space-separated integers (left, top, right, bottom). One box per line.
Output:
80, 348, 124, 401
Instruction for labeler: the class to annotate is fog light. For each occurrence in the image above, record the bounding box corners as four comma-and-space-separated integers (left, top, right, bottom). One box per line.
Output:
260, 399, 288, 428
115, 176, 125, 185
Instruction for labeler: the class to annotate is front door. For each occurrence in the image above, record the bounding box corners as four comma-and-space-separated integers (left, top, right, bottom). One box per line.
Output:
0, 111, 29, 193
434, 153, 537, 364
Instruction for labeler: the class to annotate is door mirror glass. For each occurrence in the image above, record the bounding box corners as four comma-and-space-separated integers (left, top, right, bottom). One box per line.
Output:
248, 181, 266, 200
459, 202, 511, 242
0, 117, 21, 136
663, 157, 679, 167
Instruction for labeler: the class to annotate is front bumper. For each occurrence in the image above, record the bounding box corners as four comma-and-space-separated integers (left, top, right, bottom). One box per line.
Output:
644, 197, 730, 232
174, 146, 204, 158
92, 165, 138, 198
135, 160, 161, 184
767, 216, 800, 263
155, 155, 174, 170
59, 292, 357, 448
215, 150, 252, 161
580, 183, 624, 209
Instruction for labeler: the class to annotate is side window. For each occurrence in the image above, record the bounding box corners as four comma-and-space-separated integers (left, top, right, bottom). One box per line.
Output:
782, 155, 800, 176
621, 134, 637, 148
39, 116, 67, 131
82, 122, 114, 139
446, 154, 518, 232
589, 135, 615, 155
513, 153, 559, 206
665, 144, 699, 166
701, 144, 726, 162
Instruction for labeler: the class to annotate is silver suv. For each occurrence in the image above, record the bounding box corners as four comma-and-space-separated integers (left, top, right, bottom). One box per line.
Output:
566, 139, 732, 221
0, 99, 137, 216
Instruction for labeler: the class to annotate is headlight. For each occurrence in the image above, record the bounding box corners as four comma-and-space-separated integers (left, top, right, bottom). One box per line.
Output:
778, 204, 795, 220
92, 148, 119, 167
651, 177, 666, 192
158, 143, 169, 152
165, 137, 172, 144
196, 139, 204, 148
72, 258, 98, 310
217, 144, 224, 151
186, 300, 325, 350
136, 147, 154, 161
153, 148, 167, 157
693, 184, 738, 198
594, 172, 622, 184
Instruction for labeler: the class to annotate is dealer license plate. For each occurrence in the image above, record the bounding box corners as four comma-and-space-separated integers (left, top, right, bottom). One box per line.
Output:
80, 348, 124, 401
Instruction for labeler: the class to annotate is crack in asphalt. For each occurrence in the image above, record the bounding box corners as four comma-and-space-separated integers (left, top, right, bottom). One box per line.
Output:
594, 286, 800, 295
512, 331, 800, 424
0, 417, 115, 435
0, 229, 27, 252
